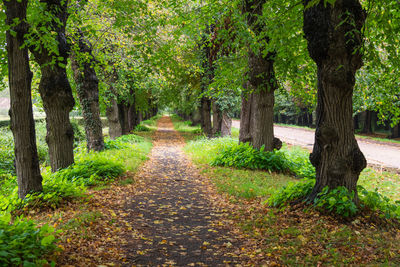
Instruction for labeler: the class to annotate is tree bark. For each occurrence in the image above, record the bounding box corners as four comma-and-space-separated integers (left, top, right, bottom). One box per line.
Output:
361, 110, 373, 134
30, 0, 74, 172
5, 0, 43, 198
118, 102, 130, 135
212, 101, 222, 136
390, 123, 400, 139
239, 89, 253, 143
200, 97, 212, 137
71, 30, 104, 152
242, 0, 281, 151
106, 98, 122, 139
303, 0, 367, 201
221, 112, 232, 137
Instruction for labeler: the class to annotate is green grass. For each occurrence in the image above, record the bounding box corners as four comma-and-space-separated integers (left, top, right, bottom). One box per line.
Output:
184, 137, 296, 199
170, 114, 203, 141
359, 168, 400, 202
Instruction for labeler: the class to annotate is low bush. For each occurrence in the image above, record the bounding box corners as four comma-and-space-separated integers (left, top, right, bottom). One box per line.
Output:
104, 134, 145, 150
55, 153, 125, 186
267, 179, 315, 208
134, 124, 151, 132
282, 146, 315, 179
0, 172, 85, 212
211, 142, 290, 172
358, 186, 400, 219
0, 213, 57, 266
268, 181, 400, 219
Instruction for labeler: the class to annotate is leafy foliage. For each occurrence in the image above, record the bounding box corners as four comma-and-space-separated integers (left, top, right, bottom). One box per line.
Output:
0, 213, 57, 266
268, 181, 400, 219
54, 153, 125, 186
211, 142, 289, 172
267, 179, 315, 208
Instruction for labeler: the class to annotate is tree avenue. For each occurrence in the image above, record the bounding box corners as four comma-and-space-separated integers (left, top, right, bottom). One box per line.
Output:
0, 0, 398, 213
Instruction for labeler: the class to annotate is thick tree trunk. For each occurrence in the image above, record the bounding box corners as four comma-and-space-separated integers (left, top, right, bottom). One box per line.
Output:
221, 112, 232, 137
5, 0, 43, 198
212, 101, 222, 136
239, 90, 253, 143
251, 79, 275, 150
200, 97, 212, 137
106, 98, 122, 139
304, 0, 367, 201
30, 0, 74, 172
40, 66, 75, 171
71, 30, 104, 152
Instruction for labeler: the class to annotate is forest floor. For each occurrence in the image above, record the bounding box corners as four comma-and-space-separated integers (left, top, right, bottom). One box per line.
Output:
48, 116, 251, 266
31, 116, 399, 266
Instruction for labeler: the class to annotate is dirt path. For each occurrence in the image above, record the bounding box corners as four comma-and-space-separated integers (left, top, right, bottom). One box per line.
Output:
232, 120, 400, 170
122, 117, 242, 266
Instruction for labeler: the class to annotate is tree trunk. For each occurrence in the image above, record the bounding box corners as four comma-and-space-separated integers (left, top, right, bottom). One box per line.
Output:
361, 110, 373, 134
221, 112, 232, 137
71, 30, 104, 152
128, 102, 138, 132
200, 97, 212, 137
5, 0, 43, 198
30, 0, 74, 172
303, 0, 367, 201
239, 89, 253, 143
106, 98, 122, 139
118, 103, 130, 135
391, 123, 400, 139
242, 0, 281, 151
212, 101, 222, 136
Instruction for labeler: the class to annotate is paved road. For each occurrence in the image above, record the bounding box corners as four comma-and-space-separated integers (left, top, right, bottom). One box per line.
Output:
232, 120, 400, 170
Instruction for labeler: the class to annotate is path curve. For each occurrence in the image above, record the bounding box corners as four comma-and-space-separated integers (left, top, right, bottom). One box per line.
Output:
122, 117, 242, 266
232, 120, 400, 170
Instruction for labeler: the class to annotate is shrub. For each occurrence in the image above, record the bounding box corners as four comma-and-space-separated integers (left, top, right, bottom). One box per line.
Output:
314, 186, 358, 217
134, 124, 151, 132
211, 142, 289, 172
267, 179, 315, 208
282, 146, 315, 179
55, 153, 125, 186
0, 172, 85, 212
104, 134, 145, 150
358, 186, 400, 219
0, 213, 57, 266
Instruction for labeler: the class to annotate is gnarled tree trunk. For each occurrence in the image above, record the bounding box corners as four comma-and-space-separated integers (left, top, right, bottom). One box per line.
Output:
71, 30, 104, 152
5, 0, 43, 198
30, 0, 74, 172
303, 0, 367, 201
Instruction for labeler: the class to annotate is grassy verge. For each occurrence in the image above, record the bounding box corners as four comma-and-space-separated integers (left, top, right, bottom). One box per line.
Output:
181, 118, 400, 265
170, 114, 203, 141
